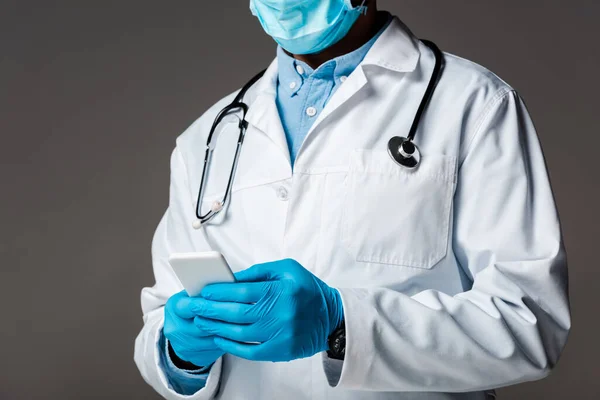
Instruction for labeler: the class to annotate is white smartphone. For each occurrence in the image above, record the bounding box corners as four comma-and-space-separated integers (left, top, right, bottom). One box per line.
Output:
168, 251, 236, 297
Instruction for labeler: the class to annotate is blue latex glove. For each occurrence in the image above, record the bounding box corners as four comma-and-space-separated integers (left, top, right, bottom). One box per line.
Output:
189, 259, 344, 362
163, 290, 225, 368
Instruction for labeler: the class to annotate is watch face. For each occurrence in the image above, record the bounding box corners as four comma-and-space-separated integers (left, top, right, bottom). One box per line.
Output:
328, 327, 346, 360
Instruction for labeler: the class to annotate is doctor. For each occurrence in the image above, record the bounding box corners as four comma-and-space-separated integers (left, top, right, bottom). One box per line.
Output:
134, 1, 571, 399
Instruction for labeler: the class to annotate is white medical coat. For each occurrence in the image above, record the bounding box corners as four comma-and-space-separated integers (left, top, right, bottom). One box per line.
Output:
134, 16, 570, 400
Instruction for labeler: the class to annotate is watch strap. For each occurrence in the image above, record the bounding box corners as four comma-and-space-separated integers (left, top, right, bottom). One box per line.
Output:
326, 320, 346, 360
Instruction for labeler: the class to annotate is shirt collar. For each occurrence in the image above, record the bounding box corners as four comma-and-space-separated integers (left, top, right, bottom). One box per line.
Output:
255, 15, 422, 100
276, 46, 308, 97
276, 12, 395, 97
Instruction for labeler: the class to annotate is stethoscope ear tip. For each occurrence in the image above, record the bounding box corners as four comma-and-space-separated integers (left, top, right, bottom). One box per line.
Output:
192, 219, 203, 230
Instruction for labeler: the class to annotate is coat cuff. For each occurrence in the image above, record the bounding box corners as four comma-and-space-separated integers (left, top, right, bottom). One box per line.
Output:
322, 288, 375, 389
160, 333, 210, 394
164, 337, 213, 375
152, 312, 223, 399
321, 354, 344, 387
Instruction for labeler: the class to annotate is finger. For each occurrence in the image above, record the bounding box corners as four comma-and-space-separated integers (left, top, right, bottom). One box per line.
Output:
200, 282, 268, 303
168, 292, 196, 319
165, 323, 213, 340
233, 260, 288, 282
213, 336, 271, 361
194, 316, 260, 343
188, 298, 260, 324
167, 334, 219, 352
164, 313, 213, 339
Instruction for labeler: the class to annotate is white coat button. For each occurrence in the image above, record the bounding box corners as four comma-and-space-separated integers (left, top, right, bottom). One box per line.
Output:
306, 107, 317, 117
340, 75, 347, 82
295, 65, 305, 75
276, 186, 289, 201
289, 81, 297, 90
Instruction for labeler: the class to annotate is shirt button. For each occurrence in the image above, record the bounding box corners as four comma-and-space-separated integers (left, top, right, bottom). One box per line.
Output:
289, 81, 297, 90
306, 106, 317, 117
295, 65, 305, 75
340, 76, 347, 82
276, 186, 289, 201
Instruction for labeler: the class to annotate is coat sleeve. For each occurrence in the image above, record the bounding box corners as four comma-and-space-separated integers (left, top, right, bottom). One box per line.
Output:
134, 146, 223, 400
325, 89, 571, 392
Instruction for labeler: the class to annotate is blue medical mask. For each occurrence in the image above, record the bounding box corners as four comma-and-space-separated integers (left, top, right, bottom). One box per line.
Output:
250, 0, 367, 55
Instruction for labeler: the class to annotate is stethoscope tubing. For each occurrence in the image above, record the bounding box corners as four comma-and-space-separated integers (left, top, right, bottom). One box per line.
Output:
194, 40, 443, 227
407, 40, 444, 142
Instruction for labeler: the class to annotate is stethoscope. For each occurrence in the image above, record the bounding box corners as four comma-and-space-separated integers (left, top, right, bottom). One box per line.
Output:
193, 40, 444, 229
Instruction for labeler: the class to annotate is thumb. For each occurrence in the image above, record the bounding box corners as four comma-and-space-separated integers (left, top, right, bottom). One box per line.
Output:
234, 260, 283, 282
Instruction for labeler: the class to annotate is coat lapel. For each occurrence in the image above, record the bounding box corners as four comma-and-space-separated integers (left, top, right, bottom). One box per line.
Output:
245, 59, 291, 166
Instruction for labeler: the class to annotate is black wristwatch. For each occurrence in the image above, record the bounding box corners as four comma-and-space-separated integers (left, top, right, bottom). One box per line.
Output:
326, 320, 346, 360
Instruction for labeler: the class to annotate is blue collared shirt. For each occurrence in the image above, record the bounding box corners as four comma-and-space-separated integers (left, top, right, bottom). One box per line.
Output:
276, 12, 392, 166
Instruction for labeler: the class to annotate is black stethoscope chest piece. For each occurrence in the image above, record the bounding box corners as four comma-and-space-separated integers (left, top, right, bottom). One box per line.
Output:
384, 39, 443, 171
388, 136, 420, 169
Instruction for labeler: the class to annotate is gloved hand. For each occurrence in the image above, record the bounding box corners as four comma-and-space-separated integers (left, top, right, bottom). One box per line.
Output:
163, 290, 225, 368
189, 258, 344, 362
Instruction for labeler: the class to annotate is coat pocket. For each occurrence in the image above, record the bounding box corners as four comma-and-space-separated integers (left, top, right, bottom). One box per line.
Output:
341, 149, 457, 269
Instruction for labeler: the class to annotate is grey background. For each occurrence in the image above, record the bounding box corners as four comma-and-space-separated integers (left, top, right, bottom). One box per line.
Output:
1, 0, 598, 399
